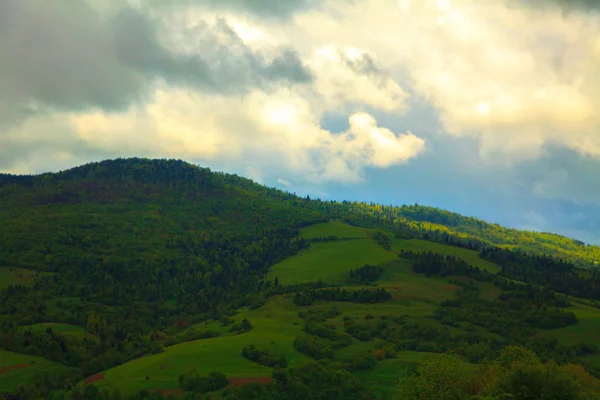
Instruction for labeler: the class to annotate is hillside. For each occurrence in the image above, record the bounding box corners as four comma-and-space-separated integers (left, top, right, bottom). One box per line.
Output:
1, 158, 599, 267
1, 158, 600, 399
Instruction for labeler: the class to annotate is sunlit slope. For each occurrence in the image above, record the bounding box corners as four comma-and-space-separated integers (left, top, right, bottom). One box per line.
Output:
270, 222, 501, 286
390, 238, 500, 273
95, 296, 309, 394
268, 239, 397, 285
299, 220, 373, 239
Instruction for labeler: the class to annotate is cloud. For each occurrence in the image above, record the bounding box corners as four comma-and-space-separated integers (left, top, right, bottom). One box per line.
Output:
514, 0, 600, 13
67, 87, 424, 183
277, 178, 292, 187
0, 1, 144, 118
3, 0, 600, 225
308, 46, 409, 112
142, 0, 323, 19
0, 0, 312, 129
292, 0, 600, 163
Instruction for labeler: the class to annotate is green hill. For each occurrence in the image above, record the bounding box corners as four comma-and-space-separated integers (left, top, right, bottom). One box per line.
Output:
1, 158, 600, 399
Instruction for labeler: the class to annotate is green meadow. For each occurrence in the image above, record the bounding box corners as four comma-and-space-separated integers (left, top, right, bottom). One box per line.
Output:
391, 238, 501, 273
96, 296, 311, 394
539, 301, 600, 346
376, 259, 461, 303
19, 323, 96, 345
0, 267, 38, 288
9, 221, 597, 396
0, 349, 69, 393
299, 220, 373, 239
268, 239, 397, 285
94, 291, 460, 395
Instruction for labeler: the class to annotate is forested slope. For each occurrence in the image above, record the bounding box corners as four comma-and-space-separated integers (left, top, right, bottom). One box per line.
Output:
1, 157, 598, 268
1, 158, 600, 399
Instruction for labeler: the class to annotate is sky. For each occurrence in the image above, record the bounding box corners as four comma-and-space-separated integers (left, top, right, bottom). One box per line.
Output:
1, 0, 600, 243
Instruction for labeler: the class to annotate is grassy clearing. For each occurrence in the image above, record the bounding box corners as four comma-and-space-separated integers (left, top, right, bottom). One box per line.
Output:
268, 239, 397, 285
377, 259, 460, 303
356, 353, 438, 398
22, 323, 85, 334
391, 239, 500, 273
186, 320, 237, 336
95, 293, 448, 395
0, 349, 68, 393
44, 297, 85, 315
96, 296, 310, 394
299, 221, 372, 240
539, 302, 600, 347
18, 323, 95, 344
0, 267, 38, 288
537, 300, 600, 369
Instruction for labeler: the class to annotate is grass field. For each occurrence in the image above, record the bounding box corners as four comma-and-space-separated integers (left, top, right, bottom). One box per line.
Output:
0, 349, 69, 393
96, 296, 310, 394
391, 239, 500, 273
539, 302, 600, 346
19, 323, 95, 345
356, 353, 438, 398
64, 221, 599, 395
94, 293, 452, 395
377, 259, 460, 303
268, 239, 397, 285
22, 323, 85, 334
0, 267, 38, 288
299, 221, 372, 239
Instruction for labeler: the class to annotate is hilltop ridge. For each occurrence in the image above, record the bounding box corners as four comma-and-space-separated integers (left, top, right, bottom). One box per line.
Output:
1, 157, 598, 267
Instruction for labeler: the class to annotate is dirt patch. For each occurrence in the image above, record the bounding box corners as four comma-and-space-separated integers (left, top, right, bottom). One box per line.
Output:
229, 377, 273, 387
0, 363, 30, 375
155, 388, 184, 396
84, 373, 105, 385
445, 284, 460, 291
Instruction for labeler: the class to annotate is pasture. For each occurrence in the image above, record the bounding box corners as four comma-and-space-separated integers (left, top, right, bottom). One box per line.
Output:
0, 349, 69, 393
95, 296, 310, 394
299, 220, 372, 239
391, 238, 500, 273
268, 239, 397, 285
0, 267, 38, 289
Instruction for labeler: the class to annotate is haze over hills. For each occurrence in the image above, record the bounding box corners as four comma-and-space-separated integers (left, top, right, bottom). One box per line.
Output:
1, 158, 600, 399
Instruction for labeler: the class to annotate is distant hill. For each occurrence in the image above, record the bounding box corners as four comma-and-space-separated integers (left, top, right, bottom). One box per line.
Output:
1, 157, 598, 268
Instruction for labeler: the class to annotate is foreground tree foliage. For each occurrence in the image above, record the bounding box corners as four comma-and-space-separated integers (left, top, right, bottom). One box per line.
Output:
397, 347, 600, 400
242, 344, 287, 368
224, 361, 375, 400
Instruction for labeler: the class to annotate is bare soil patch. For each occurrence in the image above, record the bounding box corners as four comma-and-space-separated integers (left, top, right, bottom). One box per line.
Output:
0, 363, 30, 375
84, 373, 105, 384
155, 388, 184, 396
229, 377, 273, 387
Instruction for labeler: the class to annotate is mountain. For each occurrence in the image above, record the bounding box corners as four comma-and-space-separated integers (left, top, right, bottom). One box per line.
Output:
1, 158, 600, 399
1, 158, 598, 268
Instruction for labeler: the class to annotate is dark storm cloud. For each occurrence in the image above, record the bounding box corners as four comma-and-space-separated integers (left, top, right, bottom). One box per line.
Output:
0, 1, 145, 114
0, 0, 312, 127
144, 0, 322, 19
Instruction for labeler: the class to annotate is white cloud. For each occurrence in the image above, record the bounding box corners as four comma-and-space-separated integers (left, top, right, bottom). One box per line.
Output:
0, 1, 425, 182
308, 45, 410, 112
291, 0, 600, 162
67, 86, 424, 183
277, 178, 291, 186
5, 0, 600, 184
